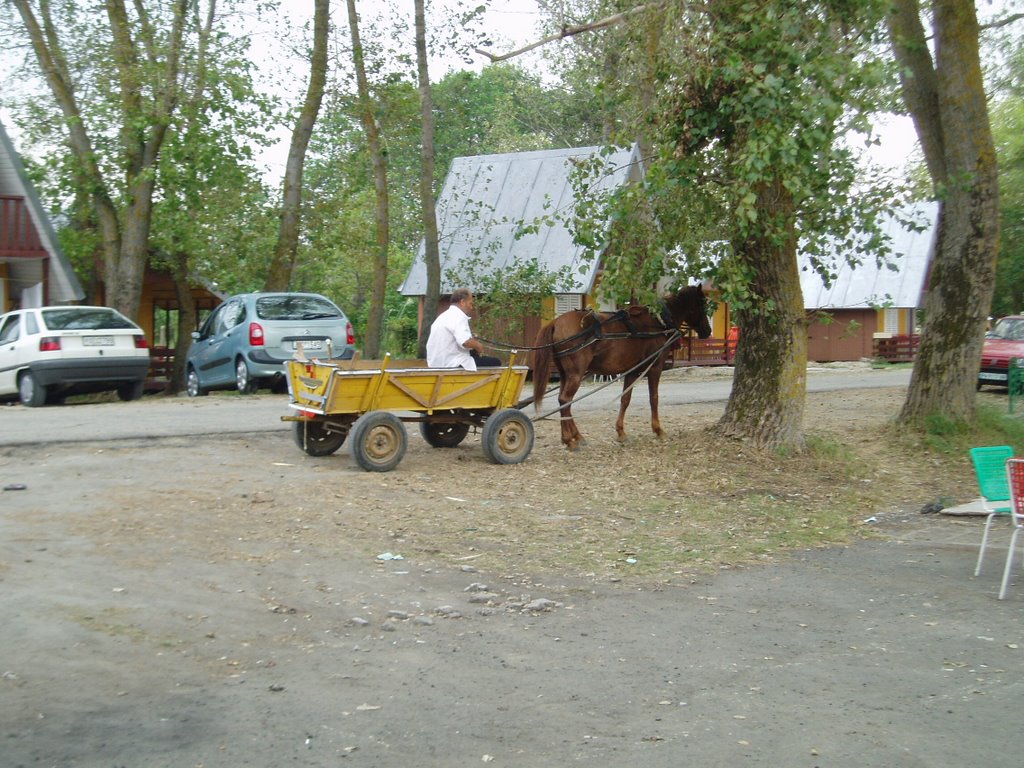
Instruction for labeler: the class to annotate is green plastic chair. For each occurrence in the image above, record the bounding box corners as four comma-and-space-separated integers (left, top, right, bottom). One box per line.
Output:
970, 446, 1014, 577
1000, 458, 1024, 599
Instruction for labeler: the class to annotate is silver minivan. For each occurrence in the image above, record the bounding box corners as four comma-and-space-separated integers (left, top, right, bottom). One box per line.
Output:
185, 292, 355, 396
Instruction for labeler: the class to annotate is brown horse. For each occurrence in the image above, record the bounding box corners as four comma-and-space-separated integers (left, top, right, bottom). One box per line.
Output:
531, 284, 712, 450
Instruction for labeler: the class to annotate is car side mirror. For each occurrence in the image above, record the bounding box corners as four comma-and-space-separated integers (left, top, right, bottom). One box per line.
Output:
191, 330, 201, 340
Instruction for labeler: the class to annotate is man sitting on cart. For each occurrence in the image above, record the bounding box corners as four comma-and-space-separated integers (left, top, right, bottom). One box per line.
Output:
426, 287, 501, 370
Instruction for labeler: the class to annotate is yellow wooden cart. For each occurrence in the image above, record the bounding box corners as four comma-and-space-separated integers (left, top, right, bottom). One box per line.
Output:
283, 353, 534, 471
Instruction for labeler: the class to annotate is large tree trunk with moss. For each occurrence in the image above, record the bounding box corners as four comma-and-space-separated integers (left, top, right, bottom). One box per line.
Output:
414, 0, 441, 357
715, 179, 807, 451
264, 0, 329, 292
889, 0, 1000, 426
347, 0, 389, 358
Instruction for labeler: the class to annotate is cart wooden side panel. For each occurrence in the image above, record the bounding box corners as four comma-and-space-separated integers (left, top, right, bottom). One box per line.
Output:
287, 356, 528, 417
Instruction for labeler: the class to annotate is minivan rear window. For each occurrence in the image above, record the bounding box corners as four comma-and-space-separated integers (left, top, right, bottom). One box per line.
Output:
256, 295, 342, 321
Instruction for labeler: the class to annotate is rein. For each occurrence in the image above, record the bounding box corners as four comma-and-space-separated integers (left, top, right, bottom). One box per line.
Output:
479, 308, 681, 355
530, 329, 682, 423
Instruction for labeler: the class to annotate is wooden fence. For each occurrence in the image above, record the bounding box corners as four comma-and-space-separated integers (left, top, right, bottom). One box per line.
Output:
671, 336, 738, 366
872, 335, 920, 363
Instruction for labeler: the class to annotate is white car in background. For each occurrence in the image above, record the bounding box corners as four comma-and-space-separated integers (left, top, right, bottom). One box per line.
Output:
0, 305, 151, 407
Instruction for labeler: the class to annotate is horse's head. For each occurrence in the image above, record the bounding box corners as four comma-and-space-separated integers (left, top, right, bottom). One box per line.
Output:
672, 284, 712, 339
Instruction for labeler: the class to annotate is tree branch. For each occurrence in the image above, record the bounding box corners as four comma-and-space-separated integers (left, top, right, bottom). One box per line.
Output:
474, 2, 663, 63
980, 11, 1024, 31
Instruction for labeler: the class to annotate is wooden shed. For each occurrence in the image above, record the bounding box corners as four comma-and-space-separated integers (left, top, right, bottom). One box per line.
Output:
401, 142, 936, 364
0, 120, 84, 312
799, 202, 937, 362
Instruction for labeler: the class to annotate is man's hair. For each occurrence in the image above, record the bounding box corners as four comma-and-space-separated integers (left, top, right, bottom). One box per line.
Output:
450, 287, 472, 304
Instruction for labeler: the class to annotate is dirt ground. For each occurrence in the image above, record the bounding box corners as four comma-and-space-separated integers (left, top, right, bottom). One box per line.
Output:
1, 382, 1022, 767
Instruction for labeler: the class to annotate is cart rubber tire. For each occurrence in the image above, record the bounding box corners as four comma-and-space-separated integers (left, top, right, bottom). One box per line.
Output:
293, 420, 347, 457
481, 408, 534, 465
351, 411, 407, 472
420, 415, 471, 448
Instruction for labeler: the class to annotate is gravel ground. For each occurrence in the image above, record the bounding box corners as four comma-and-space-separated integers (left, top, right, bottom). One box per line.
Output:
1, 374, 1022, 767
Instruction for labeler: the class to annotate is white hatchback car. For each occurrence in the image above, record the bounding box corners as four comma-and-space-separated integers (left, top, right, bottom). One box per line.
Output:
0, 305, 151, 406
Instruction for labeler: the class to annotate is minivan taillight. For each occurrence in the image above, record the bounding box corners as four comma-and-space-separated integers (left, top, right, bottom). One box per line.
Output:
134, 335, 149, 349
346, 321, 355, 346
249, 322, 265, 346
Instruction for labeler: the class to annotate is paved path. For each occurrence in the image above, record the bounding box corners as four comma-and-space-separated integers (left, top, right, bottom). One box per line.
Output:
0, 365, 911, 446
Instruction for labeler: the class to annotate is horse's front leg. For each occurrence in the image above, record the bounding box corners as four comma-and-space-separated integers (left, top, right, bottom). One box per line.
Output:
648, 367, 664, 438
559, 376, 585, 451
616, 373, 639, 442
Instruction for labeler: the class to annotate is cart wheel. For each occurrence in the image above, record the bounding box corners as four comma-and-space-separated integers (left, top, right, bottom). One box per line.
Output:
420, 413, 471, 448
351, 411, 407, 472
293, 420, 347, 456
481, 408, 534, 465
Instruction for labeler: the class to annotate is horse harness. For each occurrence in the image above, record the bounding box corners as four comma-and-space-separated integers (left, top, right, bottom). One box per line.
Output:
552, 305, 681, 359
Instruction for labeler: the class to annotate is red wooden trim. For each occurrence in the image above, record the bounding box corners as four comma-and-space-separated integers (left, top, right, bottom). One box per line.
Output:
0, 195, 47, 258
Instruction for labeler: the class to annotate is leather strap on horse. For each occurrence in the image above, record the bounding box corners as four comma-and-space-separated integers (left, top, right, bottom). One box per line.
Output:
477, 308, 675, 354
531, 329, 682, 423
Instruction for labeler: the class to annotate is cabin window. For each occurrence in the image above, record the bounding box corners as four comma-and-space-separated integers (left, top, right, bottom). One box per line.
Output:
555, 294, 581, 314
883, 308, 899, 334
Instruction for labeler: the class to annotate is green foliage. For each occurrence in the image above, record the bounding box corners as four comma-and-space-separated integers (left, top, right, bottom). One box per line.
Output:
990, 41, 1024, 317
909, 403, 1024, 455
2, 0, 283, 306
647, 0, 901, 313
445, 254, 573, 342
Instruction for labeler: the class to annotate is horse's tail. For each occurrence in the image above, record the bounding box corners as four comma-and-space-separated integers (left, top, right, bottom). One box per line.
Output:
531, 321, 557, 409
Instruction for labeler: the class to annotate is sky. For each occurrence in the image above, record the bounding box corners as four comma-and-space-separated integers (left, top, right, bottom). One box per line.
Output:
5, 0, 1020, 183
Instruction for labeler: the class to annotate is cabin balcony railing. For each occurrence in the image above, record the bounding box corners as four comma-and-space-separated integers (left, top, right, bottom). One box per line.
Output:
872, 334, 920, 363
0, 195, 46, 257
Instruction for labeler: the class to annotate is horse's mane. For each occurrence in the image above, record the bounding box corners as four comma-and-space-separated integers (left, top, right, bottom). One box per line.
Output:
663, 284, 702, 318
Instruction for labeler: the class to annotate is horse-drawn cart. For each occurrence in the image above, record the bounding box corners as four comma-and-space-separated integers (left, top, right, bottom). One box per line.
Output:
283, 354, 534, 472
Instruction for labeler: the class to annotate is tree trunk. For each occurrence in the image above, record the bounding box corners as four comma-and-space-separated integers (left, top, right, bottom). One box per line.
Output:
715, 177, 807, 451
169, 249, 197, 394
414, 0, 441, 357
264, 0, 329, 292
13, 0, 189, 320
890, 0, 1000, 426
347, 0, 389, 359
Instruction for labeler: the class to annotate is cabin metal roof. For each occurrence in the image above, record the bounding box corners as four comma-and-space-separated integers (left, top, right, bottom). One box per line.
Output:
400, 140, 936, 312
798, 201, 937, 310
400, 144, 643, 296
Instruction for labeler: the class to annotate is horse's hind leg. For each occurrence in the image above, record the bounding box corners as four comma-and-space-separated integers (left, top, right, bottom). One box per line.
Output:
615, 373, 639, 442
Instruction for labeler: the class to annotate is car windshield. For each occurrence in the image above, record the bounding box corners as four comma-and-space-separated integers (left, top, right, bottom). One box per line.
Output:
42, 308, 136, 331
256, 295, 342, 321
989, 317, 1024, 341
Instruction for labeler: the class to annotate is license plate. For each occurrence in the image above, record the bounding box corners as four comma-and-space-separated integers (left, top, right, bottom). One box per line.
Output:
979, 371, 1007, 381
82, 336, 115, 346
294, 339, 323, 350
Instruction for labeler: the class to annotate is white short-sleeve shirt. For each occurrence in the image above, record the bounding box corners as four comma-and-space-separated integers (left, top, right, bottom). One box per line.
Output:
426, 304, 477, 371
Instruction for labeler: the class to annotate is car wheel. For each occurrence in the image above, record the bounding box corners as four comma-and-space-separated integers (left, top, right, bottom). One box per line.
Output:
186, 366, 207, 397
18, 371, 48, 408
117, 380, 145, 402
236, 358, 258, 394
